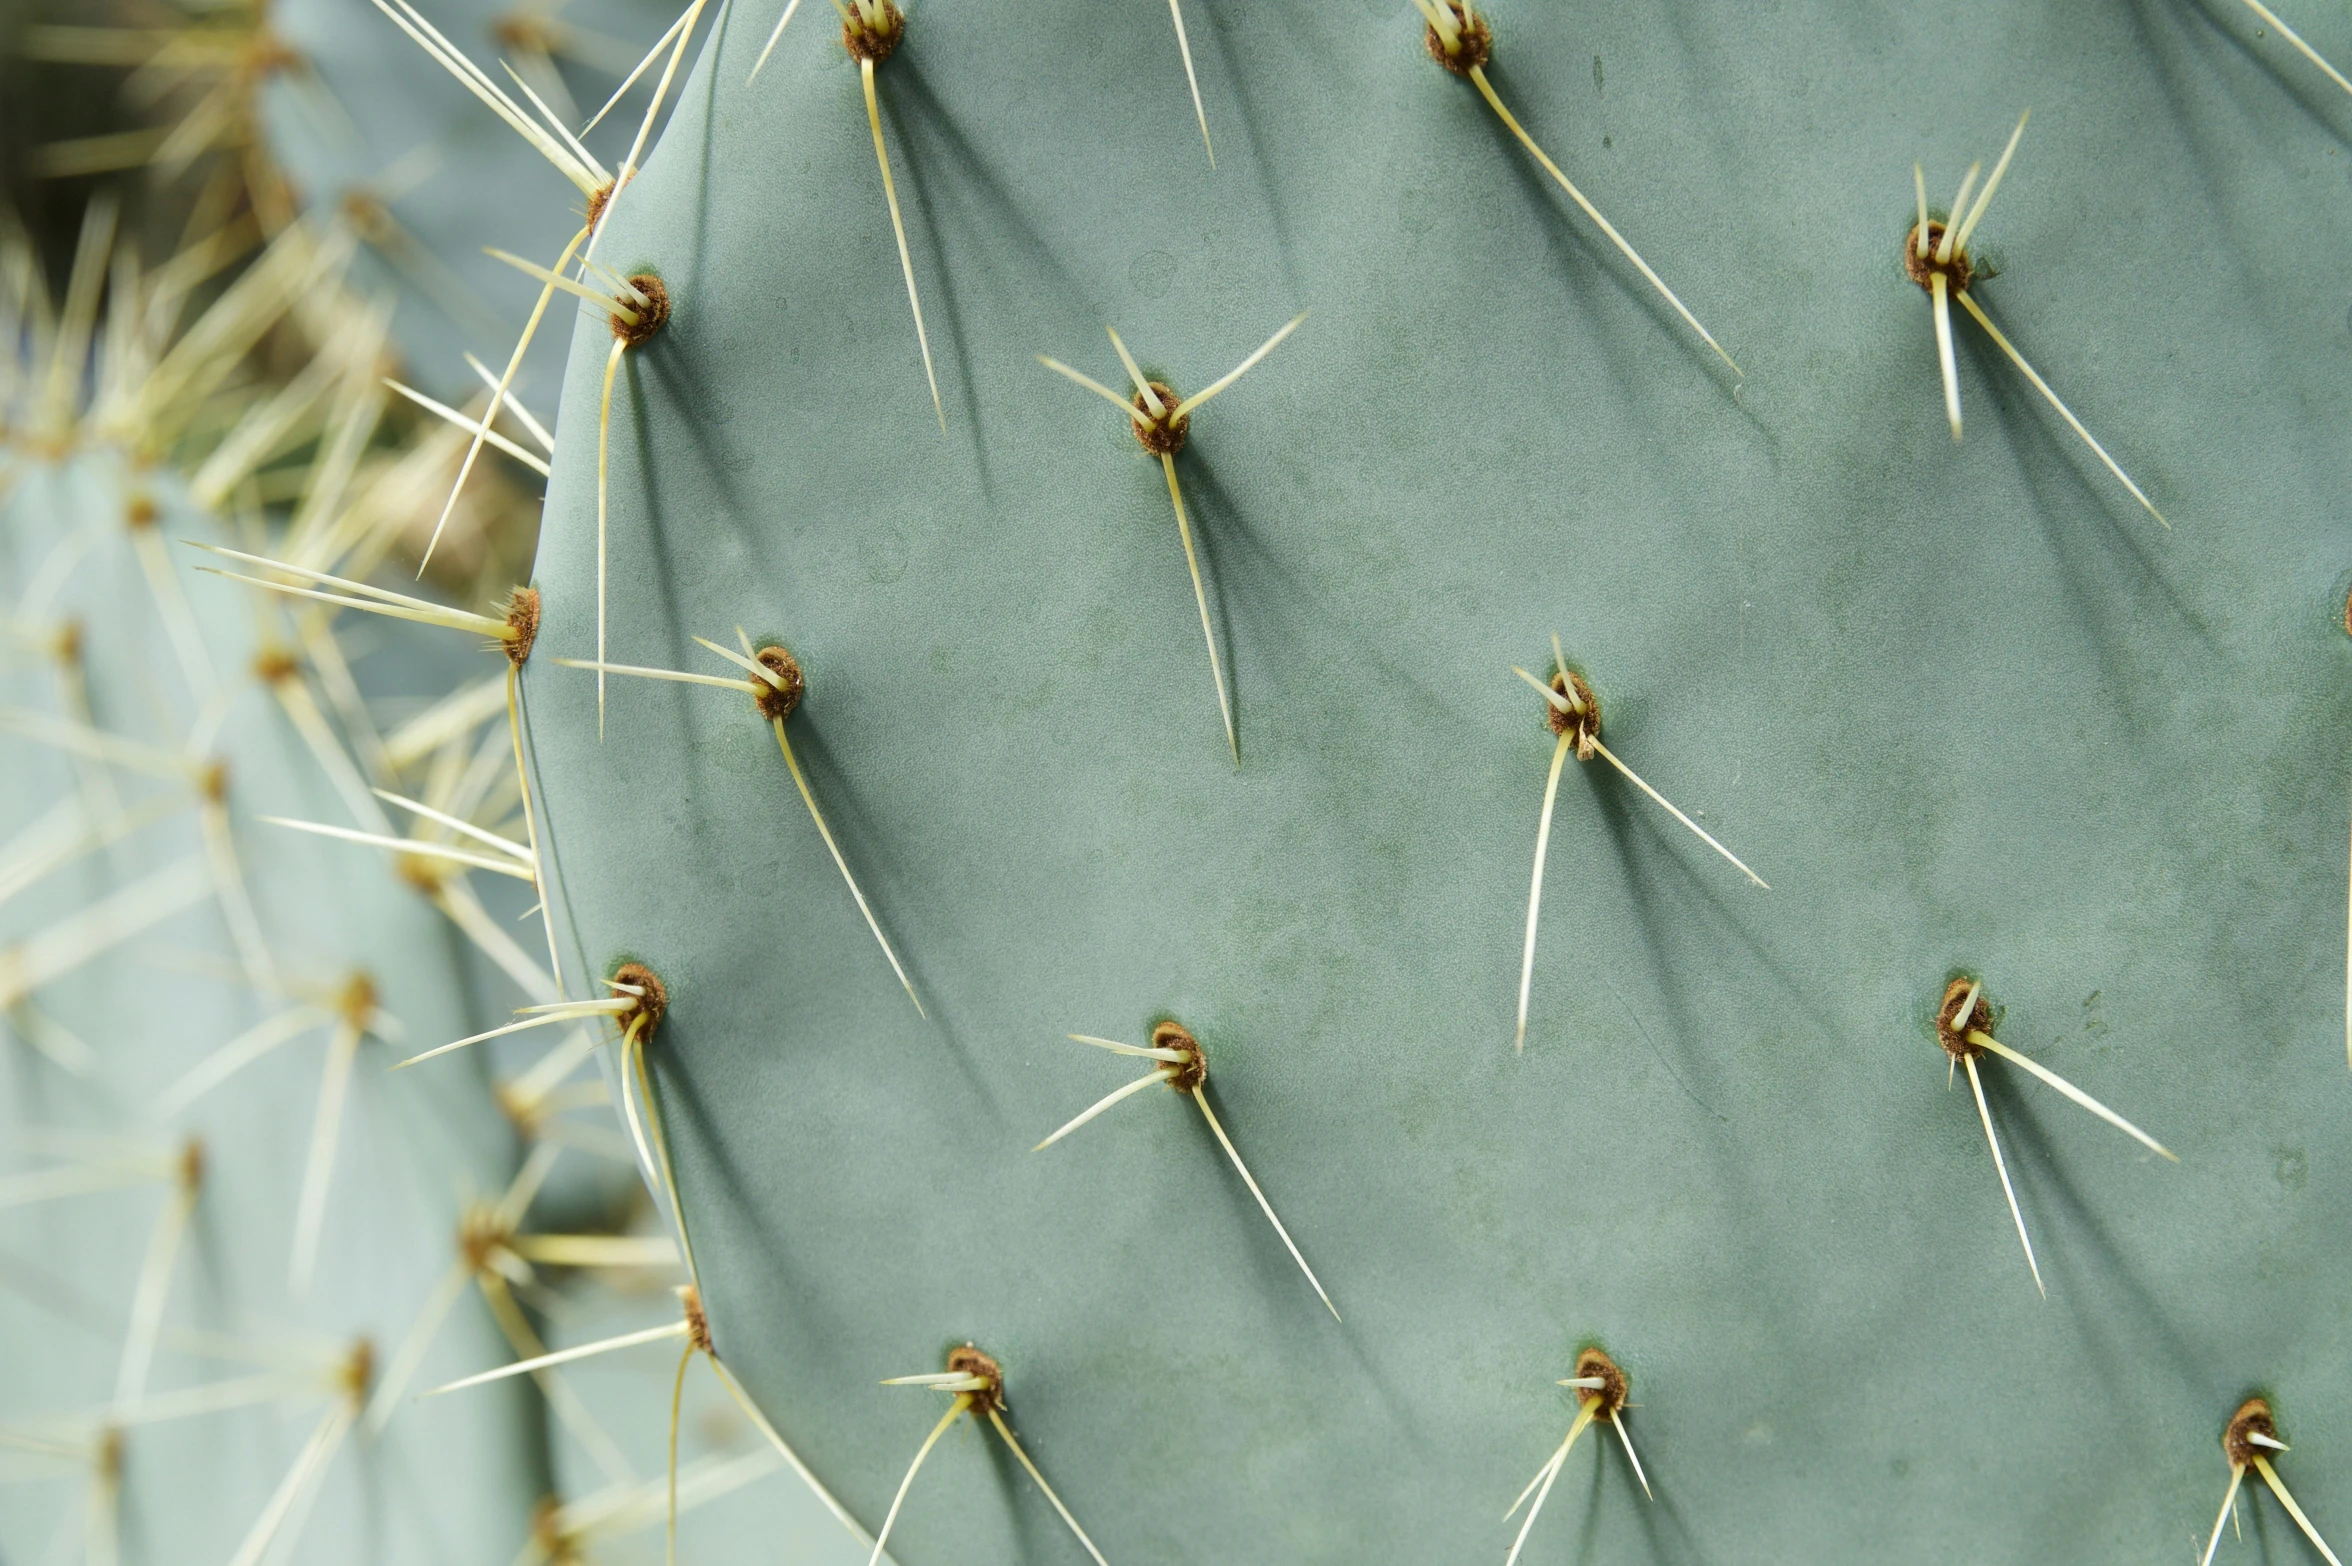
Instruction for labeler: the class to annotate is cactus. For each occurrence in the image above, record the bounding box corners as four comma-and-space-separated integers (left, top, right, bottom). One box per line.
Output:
229, 0, 2352, 1561
0, 206, 565, 1562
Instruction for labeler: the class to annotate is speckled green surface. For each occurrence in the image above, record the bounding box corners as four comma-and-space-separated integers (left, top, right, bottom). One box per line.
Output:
520, 0, 2352, 1559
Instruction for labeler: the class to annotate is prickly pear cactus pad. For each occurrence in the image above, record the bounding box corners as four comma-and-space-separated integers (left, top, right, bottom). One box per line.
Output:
0, 228, 555, 1560
0, 454, 547, 1564
508, 0, 2352, 1560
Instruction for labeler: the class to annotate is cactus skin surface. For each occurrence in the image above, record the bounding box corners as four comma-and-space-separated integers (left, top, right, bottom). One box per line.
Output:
0, 451, 543, 1559
516, 1, 2352, 1561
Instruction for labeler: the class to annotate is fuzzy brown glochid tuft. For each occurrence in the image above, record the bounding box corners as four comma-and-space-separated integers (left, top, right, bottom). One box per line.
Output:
679, 1284, 713, 1354
491, 12, 554, 52
458, 1202, 510, 1273
1903, 222, 1975, 294
338, 190, 394, 245
251, 646, 300, 686
1424, 0, 1492, 74
334, 972, 378, 1030
612, 960, 669, 1040
1546, 669, 1601, 759
1936, 975, 1989, 1060
2224, 1397, 2280, 1466
337, 1337, 376, 1402
584, 173, 627, 233
1131, 380, 1190, 455
503, 586, 541, 664
946, 1343, 1006, 1415
842, 0, 907, 64
752, 644, 806, 722
1573, 1347, 1631, 1420
1153, 1018, 1209, 1092
612, 274, 671, 348
528, 1498, 575, 1565
175, 1136, 206, 1194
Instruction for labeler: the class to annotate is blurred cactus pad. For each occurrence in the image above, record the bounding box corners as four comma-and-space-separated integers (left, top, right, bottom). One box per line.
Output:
495, 0, 2352, 1560
0, 404, 542, 1557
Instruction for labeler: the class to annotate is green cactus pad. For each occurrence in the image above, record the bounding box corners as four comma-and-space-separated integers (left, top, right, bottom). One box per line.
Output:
0, 448, 547, 1563
515, 1, 2352, 1560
